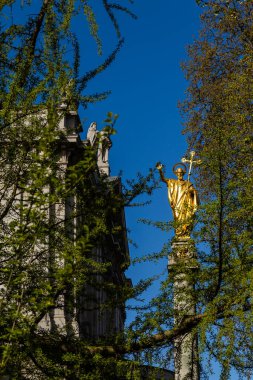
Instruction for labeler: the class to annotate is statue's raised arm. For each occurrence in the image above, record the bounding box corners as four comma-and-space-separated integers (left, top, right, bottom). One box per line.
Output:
156, 162, 167, 183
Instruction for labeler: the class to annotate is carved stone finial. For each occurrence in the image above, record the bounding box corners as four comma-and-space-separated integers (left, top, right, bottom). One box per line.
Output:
86, 122, 112, 176
97, 130, 112, 176
87, 122, 97, 146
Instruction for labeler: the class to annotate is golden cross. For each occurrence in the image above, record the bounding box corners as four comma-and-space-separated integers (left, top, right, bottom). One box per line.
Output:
181, 151, 202, 182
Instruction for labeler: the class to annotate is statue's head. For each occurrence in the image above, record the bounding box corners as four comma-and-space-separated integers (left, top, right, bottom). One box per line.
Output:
175, 168, 185, 180
173, 163, 187, 180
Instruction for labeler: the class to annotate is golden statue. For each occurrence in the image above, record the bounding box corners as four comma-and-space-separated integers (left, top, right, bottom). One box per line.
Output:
156, 152, 200, 238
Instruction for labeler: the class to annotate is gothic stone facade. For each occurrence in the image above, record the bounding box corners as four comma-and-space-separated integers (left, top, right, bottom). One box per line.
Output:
41, 109, 130, 339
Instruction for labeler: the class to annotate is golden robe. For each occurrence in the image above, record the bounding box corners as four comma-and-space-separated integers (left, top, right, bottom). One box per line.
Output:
165, 179, 199, 236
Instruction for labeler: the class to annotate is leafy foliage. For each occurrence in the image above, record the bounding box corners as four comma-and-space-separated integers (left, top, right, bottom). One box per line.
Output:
0, 1, 143, 378
178, 0, 253, 377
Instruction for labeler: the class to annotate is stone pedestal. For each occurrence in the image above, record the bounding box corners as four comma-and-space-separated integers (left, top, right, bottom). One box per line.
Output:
169, 239, 199, 380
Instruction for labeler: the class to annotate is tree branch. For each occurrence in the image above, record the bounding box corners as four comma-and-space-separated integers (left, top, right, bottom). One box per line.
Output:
84, 313, 204, 355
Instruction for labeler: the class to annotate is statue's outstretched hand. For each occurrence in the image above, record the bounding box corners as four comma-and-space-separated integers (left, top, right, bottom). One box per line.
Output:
156, 162, 163, 170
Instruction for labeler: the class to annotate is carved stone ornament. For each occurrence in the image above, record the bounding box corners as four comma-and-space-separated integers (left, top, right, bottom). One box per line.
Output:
86, 122, 112, 176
